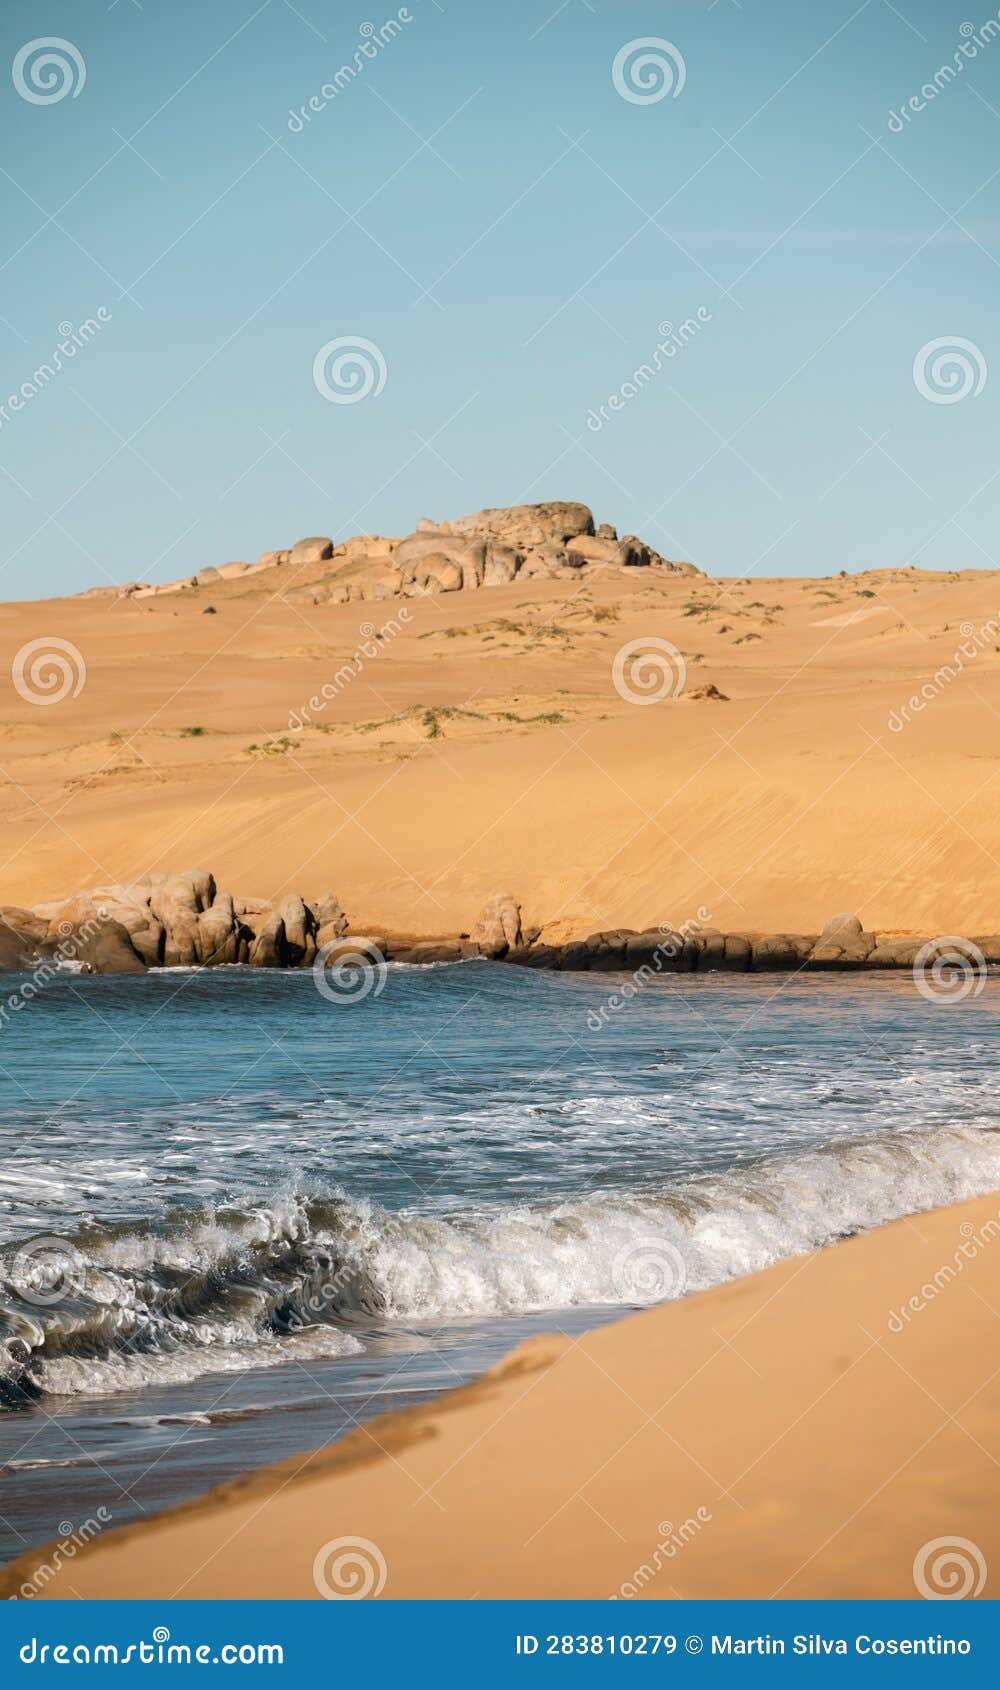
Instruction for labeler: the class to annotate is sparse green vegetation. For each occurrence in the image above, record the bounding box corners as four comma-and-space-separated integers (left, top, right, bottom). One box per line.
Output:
247, 737, 293, 756
495, 710, 565, 725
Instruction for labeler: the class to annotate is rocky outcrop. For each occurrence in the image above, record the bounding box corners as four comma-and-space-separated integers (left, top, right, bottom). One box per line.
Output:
103, 502, 701, 605
469, 892, 522, 959
0, 872, 354, 976
1, 882, 994, 985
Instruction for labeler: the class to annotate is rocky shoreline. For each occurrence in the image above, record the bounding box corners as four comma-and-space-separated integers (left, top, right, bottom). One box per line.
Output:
0, 872, 994, 980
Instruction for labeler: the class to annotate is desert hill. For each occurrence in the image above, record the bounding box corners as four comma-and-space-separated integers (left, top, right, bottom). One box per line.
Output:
2, 498, 999, 938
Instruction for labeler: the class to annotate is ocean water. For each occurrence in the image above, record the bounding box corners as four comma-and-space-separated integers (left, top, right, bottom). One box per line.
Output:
1, 960, 999, 1565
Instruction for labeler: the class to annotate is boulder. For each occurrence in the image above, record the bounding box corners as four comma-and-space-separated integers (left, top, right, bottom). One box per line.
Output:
808, 913, 876, 967
469, 892, 522, 959
506, 943, 561, 969
147, 871, 217, 968
311, 893, 348, 939
277, 893, 316, 966
42, 892, 101, 939
65, 884, 165, 967
624, 931, 696, 972
0, 906, 47, 947
393, 532, 485, 583
335, 535, 395, 564
409, 556, 464, 593
564, 534, 622, 569
235, 897, 272, 920
618, 535, 655, 568
482, 539, 522, 586
450, 501, 594, 549
580, 931, 631, 971
821, 912, 864, 941
866, 938, 925, 968
692, 931, 752, 972
557, 942, 592, 970
197, 893, 242, 966
400, 941, 466, 965
249, 912, 287, 968
289, 537, 334, 568
749, 934, 814, 970
197, 566, 221, 585
0, 919, 35, 971
74, 918, 146, 975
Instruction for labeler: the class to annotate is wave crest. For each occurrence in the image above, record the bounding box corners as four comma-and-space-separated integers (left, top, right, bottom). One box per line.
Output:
3, 1123, 999, 1402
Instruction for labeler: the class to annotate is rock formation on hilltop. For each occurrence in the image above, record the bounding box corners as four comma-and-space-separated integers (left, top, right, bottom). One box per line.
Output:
87, 501, 701, 605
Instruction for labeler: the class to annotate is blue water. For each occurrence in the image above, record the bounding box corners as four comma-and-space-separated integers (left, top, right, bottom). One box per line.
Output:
1, 962, 999, 1561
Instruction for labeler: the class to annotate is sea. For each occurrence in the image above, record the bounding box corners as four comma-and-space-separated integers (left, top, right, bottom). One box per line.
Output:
1, 960, 998, 1565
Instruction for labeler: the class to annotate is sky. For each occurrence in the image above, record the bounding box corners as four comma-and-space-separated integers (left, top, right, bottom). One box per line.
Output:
0, 0, 998, 598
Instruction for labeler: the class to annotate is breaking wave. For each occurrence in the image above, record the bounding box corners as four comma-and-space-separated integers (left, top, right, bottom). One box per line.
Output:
2, 1123, 999, 1404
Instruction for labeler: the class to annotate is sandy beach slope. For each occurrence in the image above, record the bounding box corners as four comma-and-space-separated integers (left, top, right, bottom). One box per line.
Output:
7, 1188, 999, 1601
4, 562, 1000, 937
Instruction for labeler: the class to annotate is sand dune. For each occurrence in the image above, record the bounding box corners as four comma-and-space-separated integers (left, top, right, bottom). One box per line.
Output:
3, 546, 1000, 936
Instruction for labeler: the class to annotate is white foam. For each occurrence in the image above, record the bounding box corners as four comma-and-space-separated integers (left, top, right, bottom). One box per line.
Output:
5, 1123, 1000, 1401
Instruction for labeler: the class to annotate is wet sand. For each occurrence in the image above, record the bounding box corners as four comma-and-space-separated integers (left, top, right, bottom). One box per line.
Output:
7, 1188, 999, 1600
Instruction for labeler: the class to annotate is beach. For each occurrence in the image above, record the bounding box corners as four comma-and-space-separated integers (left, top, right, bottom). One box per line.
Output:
3, 0, 997, 1632
6, 1184, 999, 1601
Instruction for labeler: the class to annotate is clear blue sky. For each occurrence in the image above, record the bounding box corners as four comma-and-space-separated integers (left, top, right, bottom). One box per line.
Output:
0, 0, 997, 597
